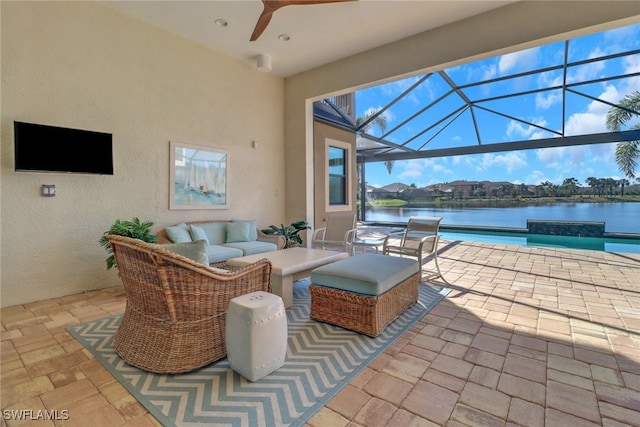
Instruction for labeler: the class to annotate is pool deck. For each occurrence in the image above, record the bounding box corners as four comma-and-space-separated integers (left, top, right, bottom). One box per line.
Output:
2, 237, 639, 426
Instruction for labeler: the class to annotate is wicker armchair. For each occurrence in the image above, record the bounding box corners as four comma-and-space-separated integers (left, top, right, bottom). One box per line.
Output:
107, 235, 272, 374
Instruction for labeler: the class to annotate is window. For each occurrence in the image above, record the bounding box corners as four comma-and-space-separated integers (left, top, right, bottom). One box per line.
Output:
325, 139, 352, 211
328, 146, 346, 205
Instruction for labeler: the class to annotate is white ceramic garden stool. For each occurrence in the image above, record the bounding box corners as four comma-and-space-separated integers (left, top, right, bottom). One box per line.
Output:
225, 291, 287, 382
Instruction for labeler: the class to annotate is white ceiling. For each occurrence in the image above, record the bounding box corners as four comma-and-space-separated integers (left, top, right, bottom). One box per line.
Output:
101, 1, 516, 77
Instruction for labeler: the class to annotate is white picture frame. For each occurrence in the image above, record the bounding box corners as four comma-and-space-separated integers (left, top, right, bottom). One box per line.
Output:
169, 141, 228, 210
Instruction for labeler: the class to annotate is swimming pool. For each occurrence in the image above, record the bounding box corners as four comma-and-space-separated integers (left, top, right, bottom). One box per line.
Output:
439, 228, 640, 254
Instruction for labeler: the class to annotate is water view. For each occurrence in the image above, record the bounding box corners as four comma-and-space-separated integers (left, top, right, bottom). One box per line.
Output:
364, 202, 640, 234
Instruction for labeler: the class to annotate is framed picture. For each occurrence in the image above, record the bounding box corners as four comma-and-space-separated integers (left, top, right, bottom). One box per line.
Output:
169, 141, 228, 210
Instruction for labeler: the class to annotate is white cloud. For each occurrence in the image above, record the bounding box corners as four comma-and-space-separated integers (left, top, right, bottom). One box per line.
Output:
480, 152, 528, 173
525, 170, 548, 185
498, 47, 540, 74
506, 118, 548, 139
396, 158, 453, 181
564, 85, 619, 136
536, 91, 562, 110
537, 146, 565, 170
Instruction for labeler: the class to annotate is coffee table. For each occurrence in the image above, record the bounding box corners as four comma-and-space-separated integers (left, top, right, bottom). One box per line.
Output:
227, 248, 348, 308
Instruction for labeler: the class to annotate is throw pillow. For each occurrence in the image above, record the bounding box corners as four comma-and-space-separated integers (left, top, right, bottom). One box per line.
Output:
159, 240, 208, 265
231, 219, 257, 241
189, 225, 210, 245
165, 223, 192, 243
226, 221, 251, 243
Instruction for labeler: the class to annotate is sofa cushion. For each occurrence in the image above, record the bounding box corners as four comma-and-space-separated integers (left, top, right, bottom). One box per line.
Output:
222, 241, 277, 256
165, 223, 192, 243
231, 219, 258, 241
189, 225, 210, 245
197, 222, 227, 245
206, 245, 244, 264
226, 221, 252, 243
159, 240, 208, 265
310, 254, 419, 296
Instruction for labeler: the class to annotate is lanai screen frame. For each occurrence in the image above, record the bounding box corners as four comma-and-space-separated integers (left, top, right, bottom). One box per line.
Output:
315, 24, 640, 221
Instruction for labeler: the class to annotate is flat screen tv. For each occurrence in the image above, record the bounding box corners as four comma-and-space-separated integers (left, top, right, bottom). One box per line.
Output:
14, 121, 113, 175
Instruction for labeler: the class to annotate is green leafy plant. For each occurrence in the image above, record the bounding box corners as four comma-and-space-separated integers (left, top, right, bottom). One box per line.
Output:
99, 217, 157, 270
261, 220, 310, 248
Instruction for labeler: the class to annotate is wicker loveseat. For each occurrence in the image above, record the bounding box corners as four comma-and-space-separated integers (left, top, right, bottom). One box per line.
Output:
108, 234, 272, 374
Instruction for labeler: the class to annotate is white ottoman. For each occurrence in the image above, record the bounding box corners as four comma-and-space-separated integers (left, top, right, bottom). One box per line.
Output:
225, 291, 287, 381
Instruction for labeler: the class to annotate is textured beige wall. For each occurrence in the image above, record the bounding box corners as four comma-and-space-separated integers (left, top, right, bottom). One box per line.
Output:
313, 122, 357, 229
284, 1, 640, 235
1, 2, 285, 307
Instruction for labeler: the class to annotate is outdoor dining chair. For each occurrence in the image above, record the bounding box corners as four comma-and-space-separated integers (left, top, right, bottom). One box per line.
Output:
383, 216, 444, 281
311, 213, 357, 252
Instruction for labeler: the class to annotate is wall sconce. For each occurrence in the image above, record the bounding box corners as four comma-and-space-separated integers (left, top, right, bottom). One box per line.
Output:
41, 184, 56, 197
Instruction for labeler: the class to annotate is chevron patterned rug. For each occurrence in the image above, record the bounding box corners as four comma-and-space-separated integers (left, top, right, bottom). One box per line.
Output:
68, 280, 447, 427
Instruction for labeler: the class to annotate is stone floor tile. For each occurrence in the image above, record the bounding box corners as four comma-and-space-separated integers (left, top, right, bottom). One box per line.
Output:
429, 353, 473, 380
544, 408, 601, 427
382, 353, 430, 384
547, 354, 592, 378
2, 376, 54, 408
598, 401, 640, 427
459, 382, 510, 419
39, 379, 98, 410
497, 373, 546, 405
507, 398, 544, 427
468, 365, 500, 389
547, 368, 595, 391
422, 368, 467, 393
470, 333, 510, 356
307, 408, 349, 427
386, 408, 438, 427
594, 381, 640, 411
363, 372, 412, 406
502, 353, 546, 383
591, 365, 625, 386
546, 380, 600, 422
621, 371, 640, 392
463, 347, 505, 371
327, 385, 370, 420
352, 397, 396, 427
402, 381, 458, 425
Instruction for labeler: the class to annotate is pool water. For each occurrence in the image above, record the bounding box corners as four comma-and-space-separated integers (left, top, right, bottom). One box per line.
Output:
439, 230, 640, 254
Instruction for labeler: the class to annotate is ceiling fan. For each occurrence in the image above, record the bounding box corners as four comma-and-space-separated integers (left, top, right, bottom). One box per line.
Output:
250, 0, 356, 41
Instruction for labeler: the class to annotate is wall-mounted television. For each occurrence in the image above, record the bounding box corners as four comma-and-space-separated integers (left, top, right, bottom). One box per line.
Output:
14, 121, 113, 175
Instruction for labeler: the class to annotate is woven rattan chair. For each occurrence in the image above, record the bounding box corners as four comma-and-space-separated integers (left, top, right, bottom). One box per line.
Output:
107, 235, 272, 374
383, 216, 444, 281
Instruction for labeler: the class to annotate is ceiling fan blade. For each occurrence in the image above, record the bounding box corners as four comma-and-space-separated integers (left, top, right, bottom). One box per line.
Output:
250, 9, 274, 41
250, 0, 356, 41
278, 0, 355, 5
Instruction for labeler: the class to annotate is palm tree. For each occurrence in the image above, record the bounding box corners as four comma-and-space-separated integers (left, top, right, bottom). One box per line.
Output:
618, 178, 630, 197
356, 108, 392, 174
606, 91, 640, 179
561, 177, 580, 197
585, 176, 597, 197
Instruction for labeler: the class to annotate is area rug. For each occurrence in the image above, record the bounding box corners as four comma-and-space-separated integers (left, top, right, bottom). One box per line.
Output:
68, 280, 448, 427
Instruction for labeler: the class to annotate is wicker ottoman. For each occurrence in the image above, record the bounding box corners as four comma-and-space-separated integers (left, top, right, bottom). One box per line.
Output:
225, 291, 287, 381
309, 254, 420, 337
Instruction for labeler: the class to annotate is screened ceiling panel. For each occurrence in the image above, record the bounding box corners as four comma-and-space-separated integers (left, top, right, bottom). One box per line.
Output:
318, 22, 640, 163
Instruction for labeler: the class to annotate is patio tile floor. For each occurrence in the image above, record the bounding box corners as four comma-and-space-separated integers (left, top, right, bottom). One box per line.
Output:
2, 239, 639, 426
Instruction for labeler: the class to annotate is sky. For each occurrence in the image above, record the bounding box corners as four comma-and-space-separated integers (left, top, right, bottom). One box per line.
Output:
356, 23, 640, 189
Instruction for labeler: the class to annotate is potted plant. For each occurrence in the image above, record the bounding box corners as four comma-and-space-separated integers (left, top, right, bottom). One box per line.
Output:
99, 217, 157, 270
261, 220, 311, 248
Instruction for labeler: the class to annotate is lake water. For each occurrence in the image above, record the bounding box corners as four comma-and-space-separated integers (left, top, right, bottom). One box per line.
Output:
364, 202, 640, 234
